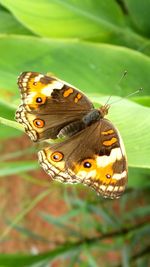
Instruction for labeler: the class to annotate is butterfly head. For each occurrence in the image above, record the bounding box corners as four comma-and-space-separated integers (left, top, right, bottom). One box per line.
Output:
99, 104, 110, 118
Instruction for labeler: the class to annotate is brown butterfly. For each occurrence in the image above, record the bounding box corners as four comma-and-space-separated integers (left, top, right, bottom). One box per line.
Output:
15, 72, 128, 199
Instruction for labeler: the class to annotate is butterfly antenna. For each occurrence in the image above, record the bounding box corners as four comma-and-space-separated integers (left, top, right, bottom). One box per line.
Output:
118, 70, 127, 85
104, 95, 112, 106
104, 70, 128, 107
109, 88, 143, 105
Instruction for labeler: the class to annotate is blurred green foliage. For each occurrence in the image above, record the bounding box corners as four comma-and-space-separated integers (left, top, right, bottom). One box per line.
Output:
0, 0, 150, 266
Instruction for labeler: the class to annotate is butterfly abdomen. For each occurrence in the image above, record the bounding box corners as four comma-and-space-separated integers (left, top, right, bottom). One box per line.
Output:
58, 109, 101, 138
57, 120, 85, 138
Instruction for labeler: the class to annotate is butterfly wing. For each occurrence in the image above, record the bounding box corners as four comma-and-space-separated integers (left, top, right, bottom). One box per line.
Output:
38, 119, 128, 199
16, 72, 94, 141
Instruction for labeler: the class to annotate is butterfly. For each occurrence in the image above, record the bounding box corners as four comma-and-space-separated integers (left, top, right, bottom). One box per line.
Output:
15, 72, 128, 199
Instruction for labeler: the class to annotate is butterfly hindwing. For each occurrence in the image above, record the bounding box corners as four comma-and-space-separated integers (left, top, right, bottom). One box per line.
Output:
38, 119, 127, 199
16, 72, 94, 141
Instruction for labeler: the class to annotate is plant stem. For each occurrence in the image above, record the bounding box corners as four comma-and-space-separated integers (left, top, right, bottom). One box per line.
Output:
0, 117, 24, 132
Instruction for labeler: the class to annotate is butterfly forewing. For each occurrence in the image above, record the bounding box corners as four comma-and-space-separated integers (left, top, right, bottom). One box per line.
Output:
16, 72, 93, 141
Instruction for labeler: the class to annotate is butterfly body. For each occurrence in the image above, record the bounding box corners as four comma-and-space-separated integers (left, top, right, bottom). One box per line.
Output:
16, 72, 128, 199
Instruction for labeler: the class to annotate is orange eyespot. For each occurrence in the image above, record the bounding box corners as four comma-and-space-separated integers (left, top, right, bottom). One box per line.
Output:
36, 97, 43, 103
33, 119, 45, 128
106, 174, 111, 179
81, 159, 96, 170
33, 82, 37, 86
83, 161, 92, 168
51, 151, 64, 162
35, 95, 46, 105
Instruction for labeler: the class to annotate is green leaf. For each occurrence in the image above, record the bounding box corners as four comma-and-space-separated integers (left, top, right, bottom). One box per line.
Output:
39, 212, 73, 228
128, 167, 150, 188
0, 9, 33, 35
0, 117, 24, 131
132, 96, 150, 107
39, 211, 80, 236
0, 161, 38, 176
0, 147, 35, 161
121, 245, 130, 267
0, 116, 23, 140
86, 204, 118, 226
1, 0, 150, 55
0, 243, 82, 267
86, 252, 98, 267
0, 0, 125, 38
0, 124, 21, 140
124, 0, 150, 37
129, 224, 150, 248
40, 209, 82, 224
68, 253, 80, 267
0, 99, 16, 119
0, 100, 21, 139
0, 35, 150, 100
5, 222, 50, 242
124, 205, 150, 220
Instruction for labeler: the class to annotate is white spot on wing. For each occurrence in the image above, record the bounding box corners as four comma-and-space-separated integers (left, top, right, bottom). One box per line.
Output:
112, 170, 127, 180
114, 186, 124, 192
100, 185, 107, 191
107, 185, 114, 191
34, 74, 44, 82
97, 148, 122, 167
76, 170, 96, 181
42, 81, 64, 96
